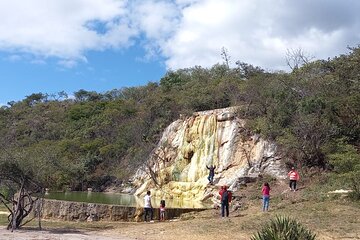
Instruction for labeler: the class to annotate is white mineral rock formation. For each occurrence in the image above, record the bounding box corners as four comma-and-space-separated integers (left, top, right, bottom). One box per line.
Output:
132, 107, 286, 202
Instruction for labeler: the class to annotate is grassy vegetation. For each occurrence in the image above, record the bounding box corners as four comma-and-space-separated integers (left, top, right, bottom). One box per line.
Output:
0, 205, 9, 226
251, 215, 316, 240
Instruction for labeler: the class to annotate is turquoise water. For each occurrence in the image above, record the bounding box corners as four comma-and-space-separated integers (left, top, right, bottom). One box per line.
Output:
45, 191, 210, 209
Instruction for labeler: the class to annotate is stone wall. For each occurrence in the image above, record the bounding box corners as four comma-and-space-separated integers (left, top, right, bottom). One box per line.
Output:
38, 199, 206, 222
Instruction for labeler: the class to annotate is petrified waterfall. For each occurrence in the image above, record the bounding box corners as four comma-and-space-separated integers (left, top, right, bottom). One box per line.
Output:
133, 107, 286, 201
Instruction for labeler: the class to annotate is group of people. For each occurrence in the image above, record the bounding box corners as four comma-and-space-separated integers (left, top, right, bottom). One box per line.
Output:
143, 166, 300, 221
143, 187, 233, 221
261, 166, 300, 212
143, 190, 166, 222
214, 165, 300, 214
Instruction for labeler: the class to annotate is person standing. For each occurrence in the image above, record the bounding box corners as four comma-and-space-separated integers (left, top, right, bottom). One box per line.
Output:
219, 185, 232, 217
288, 167, 300, 192
206, 165, 216, 184
262, 182, 271, 212
144, 190, 153, 222
159, 200, 166, 221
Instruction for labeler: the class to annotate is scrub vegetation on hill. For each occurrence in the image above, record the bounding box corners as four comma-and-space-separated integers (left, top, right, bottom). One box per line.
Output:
0, 47, 359, 228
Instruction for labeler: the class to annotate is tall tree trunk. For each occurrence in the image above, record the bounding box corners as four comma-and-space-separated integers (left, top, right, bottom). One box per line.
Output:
10, 179, 25, 231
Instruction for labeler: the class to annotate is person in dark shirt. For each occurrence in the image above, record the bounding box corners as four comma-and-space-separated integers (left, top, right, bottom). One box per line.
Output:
206, 165, 216, 184
219, 185, 232, 217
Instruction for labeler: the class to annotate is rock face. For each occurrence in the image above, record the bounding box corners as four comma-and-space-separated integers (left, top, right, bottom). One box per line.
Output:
133, 107, 286, 202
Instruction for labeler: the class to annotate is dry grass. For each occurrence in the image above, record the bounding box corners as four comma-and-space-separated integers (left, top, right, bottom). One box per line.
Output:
86, 198, 358, 240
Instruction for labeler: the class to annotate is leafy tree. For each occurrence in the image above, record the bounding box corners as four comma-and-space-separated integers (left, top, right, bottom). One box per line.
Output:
24, 93, 48, 106
236, 61, 265, 79
160, 70, 189, 91
0, 143, 60, 230
74, 89, 102, 102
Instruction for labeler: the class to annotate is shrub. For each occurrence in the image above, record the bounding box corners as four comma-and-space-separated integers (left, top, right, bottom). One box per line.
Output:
328, 142, 360, 201
251, 215, 316, 240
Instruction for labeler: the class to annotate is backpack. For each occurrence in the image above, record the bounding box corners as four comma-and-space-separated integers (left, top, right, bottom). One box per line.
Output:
221, 191, 229, 202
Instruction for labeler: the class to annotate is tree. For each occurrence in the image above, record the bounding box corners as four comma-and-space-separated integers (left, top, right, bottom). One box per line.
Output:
286, 47, 314, 70
235, 61, 265, 79
221, 47, 231, 68
160, 70, 189, 92
24, 93, 48, 106
74, 89, 102, 102
0, 154, 43, 230
0, 143, 60, 230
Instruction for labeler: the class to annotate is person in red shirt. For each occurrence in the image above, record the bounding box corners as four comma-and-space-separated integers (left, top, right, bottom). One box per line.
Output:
288, 167, 300, 192
262, 182, 271, 211
219, 185, 232, 217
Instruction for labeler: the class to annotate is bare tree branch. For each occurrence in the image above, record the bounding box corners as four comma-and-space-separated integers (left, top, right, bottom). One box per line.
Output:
286, 48, 315, 70
221, 47, 231, 68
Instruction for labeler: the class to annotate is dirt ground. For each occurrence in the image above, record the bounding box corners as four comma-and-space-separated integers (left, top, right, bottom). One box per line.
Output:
1, 181, 360, 240
104, 202, 360, 240
0, 228, 133, 240
2, 201, 359, 240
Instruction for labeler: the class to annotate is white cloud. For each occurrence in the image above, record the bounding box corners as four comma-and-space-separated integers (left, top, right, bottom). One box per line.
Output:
161, 0, 360, 70
0, 0, 134, 66
127, 0, 181, 60
0, 0, 360, 70
130, 0, 180, 40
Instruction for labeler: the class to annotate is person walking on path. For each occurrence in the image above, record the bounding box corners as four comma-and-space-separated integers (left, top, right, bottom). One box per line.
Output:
219, 185, 232, 217
144, 190, 153, 222
288, 167, 300, 192
206, 165, 216, 184
262, 182, 271, 211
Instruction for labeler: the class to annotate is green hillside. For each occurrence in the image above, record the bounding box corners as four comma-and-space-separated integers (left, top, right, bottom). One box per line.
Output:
0, 47, 359, 199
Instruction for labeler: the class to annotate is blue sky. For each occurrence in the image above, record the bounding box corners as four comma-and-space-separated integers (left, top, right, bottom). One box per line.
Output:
1, 0, 360, 105
0, 46, 166, 104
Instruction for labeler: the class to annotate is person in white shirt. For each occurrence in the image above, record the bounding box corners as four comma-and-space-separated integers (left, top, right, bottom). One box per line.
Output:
144, 190, 153, 222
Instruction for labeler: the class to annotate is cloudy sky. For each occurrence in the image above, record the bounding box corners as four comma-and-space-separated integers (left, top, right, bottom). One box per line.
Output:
1, 0, 359, 104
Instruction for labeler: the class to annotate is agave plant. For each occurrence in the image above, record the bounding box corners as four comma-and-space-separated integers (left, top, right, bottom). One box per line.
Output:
251, 215, 316, 240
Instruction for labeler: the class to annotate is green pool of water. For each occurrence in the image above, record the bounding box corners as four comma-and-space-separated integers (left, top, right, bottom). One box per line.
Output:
45, 191, 210, 209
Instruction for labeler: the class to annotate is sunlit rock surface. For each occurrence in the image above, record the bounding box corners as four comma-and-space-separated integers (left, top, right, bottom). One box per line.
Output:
133, 107, 286, 202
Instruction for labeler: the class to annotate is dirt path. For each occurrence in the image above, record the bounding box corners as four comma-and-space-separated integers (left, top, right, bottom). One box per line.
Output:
0, 228, 135, 240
